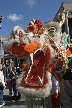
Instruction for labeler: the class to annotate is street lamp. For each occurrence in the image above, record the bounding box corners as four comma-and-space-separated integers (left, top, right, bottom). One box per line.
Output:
0, 15, 4, 29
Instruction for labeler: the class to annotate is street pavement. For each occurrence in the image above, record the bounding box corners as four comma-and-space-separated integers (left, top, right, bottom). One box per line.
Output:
1, 88, 62, 108
1, 88, 43, 108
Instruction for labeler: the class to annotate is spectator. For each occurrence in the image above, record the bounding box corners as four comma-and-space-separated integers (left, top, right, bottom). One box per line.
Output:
5, 60, 10, 75
2, 64, 7, 82
9, 59, 14, 73
16, 67, 22, 75
0, 63, 6, 106
6, 59, 14, 75
5, 60, 9, 67
16, 67, 22, 100
6, 59, 14, 96
9, 59, 14, 66
6, 75, 13, 96
9, 67, 20, 102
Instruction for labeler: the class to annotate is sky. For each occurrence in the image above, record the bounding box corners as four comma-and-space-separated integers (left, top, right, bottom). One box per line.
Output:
0, 0, 71, 36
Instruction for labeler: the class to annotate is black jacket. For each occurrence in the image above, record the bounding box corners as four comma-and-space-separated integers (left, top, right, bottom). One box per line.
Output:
9, 71, 18, 86
62, 68, 72, 80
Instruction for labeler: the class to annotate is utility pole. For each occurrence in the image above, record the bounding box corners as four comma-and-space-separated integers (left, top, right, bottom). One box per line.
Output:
0, 15, 4, 63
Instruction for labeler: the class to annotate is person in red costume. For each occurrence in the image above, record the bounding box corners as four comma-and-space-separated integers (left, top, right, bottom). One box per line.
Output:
43, 20, 65, 108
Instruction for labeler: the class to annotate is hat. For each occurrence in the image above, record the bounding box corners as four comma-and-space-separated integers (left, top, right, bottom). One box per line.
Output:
44, 21, 61, 33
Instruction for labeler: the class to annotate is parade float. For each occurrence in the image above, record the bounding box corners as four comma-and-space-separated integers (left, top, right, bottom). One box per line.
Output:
3, 10, 71, 108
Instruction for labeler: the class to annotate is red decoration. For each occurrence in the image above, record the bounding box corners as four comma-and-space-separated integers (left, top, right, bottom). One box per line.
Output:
34, 20, 43, 35
66, 48, 72, 58
21, 50, 48, 89
7, 42, 40, 57
24, 42, 40, 53
28, 50, 45, 85
8, 43, 28, 57
27, 19, 43, 35
28, 25, 35, 31
35, 20, 43, 26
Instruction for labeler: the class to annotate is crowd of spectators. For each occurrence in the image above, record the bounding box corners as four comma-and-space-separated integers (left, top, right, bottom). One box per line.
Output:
0, 58, 22, 106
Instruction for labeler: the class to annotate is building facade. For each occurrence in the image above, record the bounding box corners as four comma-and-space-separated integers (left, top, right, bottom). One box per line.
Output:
0, 36, 17, 66
53, 2, 72, 41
